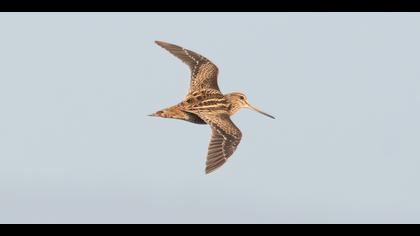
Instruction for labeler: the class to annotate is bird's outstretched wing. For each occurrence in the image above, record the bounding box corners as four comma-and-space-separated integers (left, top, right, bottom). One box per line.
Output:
196, 112, 242, 174
155, 41, 220, 93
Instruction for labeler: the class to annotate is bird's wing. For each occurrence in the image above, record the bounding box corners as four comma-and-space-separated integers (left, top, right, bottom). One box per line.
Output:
155, 41, 220, 94
196, 112, 242, 174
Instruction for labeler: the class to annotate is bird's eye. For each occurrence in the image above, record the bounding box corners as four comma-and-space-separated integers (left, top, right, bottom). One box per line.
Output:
240, 96, 244, 100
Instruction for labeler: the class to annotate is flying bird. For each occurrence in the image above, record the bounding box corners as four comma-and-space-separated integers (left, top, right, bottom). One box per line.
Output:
150, 41, 275, 174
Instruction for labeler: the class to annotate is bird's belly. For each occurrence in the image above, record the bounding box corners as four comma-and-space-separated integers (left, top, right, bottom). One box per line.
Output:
184, 111, 207, 124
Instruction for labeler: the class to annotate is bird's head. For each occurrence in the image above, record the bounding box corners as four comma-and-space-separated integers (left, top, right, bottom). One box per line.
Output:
228, 92, 275, 119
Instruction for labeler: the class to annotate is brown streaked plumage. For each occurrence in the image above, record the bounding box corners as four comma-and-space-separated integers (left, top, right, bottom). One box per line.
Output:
150, 41, 275, 174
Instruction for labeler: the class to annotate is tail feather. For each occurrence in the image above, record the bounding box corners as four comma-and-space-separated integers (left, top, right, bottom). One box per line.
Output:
150, 104, 206, 124
150, 105, 189, 120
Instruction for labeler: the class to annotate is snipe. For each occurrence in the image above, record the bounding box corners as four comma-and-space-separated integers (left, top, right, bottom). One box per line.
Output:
150, 41, 274, 174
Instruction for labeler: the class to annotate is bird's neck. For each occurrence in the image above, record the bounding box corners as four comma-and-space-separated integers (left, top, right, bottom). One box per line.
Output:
224, 94, 242, 116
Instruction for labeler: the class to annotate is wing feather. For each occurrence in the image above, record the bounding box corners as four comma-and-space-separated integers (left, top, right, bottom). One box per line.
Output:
195, 112, 242, 174
155, 41, 220, 93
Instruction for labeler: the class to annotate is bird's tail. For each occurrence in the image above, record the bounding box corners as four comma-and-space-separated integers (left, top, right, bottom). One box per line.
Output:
149, 104, 189, 120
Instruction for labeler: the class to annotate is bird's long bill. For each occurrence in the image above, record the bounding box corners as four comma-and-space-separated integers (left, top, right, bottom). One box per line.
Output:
247, 104, 275, 119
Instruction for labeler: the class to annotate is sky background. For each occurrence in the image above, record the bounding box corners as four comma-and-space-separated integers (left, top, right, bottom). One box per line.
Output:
0, 13, 420, 224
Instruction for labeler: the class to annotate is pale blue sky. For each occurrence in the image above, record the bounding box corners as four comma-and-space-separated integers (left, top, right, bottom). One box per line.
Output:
0, 13, 420, 223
